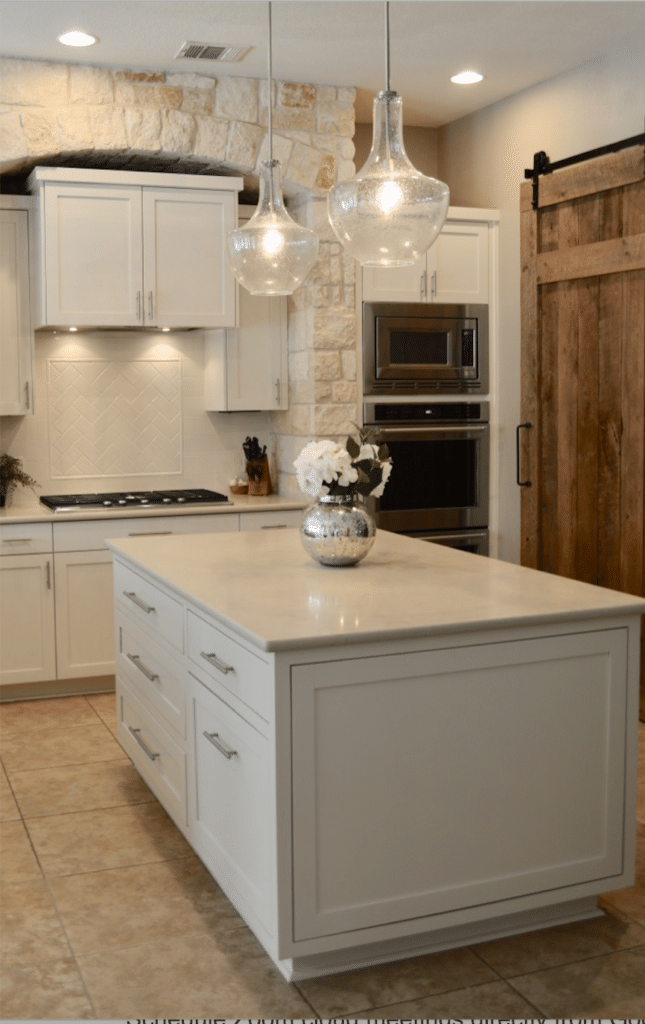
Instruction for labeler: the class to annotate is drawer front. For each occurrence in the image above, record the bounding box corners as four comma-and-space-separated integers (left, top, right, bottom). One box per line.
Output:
117, 613, 186, 738
0, 522, 53, 555
114, 560, 184, 653
193, 678, 270, 916
117, 678, 187, 827
239, 510, 302, 532
55, 512, 239, 552
187, 609, 270, 722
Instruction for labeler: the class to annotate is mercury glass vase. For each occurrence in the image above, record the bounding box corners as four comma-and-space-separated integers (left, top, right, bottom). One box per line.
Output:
300, 493, 376, 567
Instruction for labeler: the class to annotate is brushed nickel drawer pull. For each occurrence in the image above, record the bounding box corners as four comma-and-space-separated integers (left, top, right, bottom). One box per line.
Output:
203, 731, 237, 759
127, 653, 159, 682
128, 531, 173, 537
123, 591, 155, 613
2, 537, 34, 544
200, 650, 235, 675
128, 726, 160, 761
261, 523, 287, 529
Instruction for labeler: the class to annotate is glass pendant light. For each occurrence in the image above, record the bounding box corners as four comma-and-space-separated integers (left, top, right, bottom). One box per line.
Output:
328, 2, 449, 267
226, 2, 318, 295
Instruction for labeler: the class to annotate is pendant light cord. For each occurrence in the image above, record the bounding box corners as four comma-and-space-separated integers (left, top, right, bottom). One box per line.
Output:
384, 0, 390, 92
267, 1, 273, 163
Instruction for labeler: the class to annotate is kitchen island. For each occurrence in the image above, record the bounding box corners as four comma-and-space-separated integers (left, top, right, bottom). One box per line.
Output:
107, 527, 645, 981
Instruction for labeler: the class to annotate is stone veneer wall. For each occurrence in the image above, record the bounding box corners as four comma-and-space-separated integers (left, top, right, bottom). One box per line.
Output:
0, 58, 359, 496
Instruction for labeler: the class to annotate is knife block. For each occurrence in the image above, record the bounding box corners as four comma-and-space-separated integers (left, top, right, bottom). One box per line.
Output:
246, 456, 271, 496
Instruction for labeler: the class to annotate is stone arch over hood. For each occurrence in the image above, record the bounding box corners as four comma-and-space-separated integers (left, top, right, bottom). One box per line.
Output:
0, 59, 356, 198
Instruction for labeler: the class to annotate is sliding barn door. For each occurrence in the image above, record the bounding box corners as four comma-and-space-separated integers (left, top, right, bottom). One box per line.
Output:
520, 146, 645, 718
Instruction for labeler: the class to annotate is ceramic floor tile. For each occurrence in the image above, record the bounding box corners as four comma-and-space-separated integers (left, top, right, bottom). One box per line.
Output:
472, 905, 645, 976
0, 877, 73, 967
26, 800, 192, 876
78, 928, 312, 1018
1, 721, 124, 774
509, 945, 645, 1016
0, 819, 42, 882
85, 691, 118, 734
0, 695, 100, 738
49, 854, 247, 955
0, 763, 20, 821
0, 957, 94, 1020
359, 979, 542, 1019
297, 947, 497, 1016
11, 757, 155, 818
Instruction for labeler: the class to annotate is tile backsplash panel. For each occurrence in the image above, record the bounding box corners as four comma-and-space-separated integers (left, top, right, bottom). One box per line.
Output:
48, 358, 182, 478
0, 330, 272, 505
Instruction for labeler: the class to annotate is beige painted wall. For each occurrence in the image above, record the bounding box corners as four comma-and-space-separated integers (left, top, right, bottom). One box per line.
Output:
354, 122, 439, 174
438, 44, 645, 564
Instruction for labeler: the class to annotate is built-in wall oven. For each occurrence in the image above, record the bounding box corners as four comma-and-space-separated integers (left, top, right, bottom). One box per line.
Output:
364, 401, 489, 555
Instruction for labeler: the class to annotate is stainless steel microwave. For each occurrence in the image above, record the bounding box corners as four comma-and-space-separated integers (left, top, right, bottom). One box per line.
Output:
363, 301, 488, 395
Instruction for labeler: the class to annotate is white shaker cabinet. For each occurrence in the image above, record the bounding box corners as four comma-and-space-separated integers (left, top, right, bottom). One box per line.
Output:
204, 207, 288, 412
362, 212, 493, 305
0, 199, 34, 415
28, 167, 242, 330
0, 525, 56, 686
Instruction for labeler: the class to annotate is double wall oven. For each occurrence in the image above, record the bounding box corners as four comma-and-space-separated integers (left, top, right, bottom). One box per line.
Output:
363, 302, 490, 555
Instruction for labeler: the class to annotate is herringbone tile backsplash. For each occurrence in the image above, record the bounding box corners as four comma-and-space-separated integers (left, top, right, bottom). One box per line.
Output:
48, 359, 182, 478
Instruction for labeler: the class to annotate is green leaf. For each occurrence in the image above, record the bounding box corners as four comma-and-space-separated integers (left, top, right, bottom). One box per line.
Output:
378, 443, 390, 460
346, 435, 361, 459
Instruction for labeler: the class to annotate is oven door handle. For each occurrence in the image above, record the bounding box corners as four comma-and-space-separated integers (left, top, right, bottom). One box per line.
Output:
374, 423, 488, 441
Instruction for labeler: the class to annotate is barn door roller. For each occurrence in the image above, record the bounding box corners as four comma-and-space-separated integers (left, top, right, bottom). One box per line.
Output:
524, 122, 645, 210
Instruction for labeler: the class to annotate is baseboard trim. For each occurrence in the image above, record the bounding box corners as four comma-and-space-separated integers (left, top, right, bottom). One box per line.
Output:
0, 675, 115, 702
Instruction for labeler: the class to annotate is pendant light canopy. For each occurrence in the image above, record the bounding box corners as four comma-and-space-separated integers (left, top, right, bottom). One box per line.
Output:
226, 3, 318, 295
328, 2, 449, 267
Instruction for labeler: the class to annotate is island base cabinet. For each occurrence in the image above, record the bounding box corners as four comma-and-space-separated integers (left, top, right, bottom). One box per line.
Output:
290, 628, 630, 944
191, 676, 273, 935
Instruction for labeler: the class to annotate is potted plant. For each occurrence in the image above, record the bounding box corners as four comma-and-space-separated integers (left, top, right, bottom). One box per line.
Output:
0, 454, 39, 508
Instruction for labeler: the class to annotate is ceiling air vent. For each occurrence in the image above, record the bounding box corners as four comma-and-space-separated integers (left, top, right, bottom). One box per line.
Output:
174, 41, 250, 62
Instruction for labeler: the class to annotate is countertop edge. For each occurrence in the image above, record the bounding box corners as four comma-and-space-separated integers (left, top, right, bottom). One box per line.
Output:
0, 495, 306, 524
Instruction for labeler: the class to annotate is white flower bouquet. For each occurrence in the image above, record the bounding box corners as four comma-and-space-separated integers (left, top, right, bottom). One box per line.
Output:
294, 426, 393, 499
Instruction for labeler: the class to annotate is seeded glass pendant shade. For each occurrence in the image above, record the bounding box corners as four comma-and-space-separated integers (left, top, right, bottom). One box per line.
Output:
328, 3, 449, 267
227, 159, 318, 295
226, 2, 318, 295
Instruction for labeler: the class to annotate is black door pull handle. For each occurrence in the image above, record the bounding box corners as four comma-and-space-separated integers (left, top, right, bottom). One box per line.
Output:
516, 422, 532, 487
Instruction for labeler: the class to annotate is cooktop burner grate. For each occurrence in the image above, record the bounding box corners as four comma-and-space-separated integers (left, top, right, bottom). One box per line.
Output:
40, 488, 231, 511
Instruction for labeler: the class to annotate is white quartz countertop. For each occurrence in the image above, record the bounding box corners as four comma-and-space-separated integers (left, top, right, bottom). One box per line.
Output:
106, 528, 645, 652
0, 493, 305, 524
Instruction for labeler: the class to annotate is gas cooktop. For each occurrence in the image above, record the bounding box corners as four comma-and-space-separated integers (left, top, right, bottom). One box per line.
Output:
40, 488, 231, 512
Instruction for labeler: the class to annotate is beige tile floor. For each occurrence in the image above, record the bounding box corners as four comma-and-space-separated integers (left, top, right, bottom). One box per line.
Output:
1, 693, 644, 1019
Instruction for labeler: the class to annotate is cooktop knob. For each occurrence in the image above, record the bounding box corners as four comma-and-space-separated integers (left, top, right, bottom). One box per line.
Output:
162, 497, 172, 503
140, 498, 149, 505
102, 500, 113, 506
117, 499, 127, 505
177, 496, 186, 502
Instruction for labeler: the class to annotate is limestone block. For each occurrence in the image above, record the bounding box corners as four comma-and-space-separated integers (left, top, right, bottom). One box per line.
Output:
341, 348, 357, 382
0, 60, 68, 107
314, 350, 342, 381
161, 108, 196, 154
115, 82, 183, 110
284, 403, 313, 436
193, 116, 229, 160
216, 76, 259, 123
289, 380, 315, 405
57, 108, 93, 150
69, 65, 114, 105
317, 101, 355, 137
226, 121, 263, 171
285, 141, 321, 191
313, 307, 356, 350
337, 86, 357, 105
314, 381, 333, 402
287, 309, 314, 352
125, 108, 162, 152
21, 109, 61, 158
166, 73, 216, 91
316, 86, 337, 103
179, 89, 215, 117
288, 350, 312, 383
279, 82, 316, 109
313, 403, 358, 437
338, 158, 356, 183
116, 70, 166, 83
333, 380, 358, 403
0, 111, 28, 167
90, 107, 128, 150
271, 105, 316, 133
315, 153, 336, 190
256, 133, 292, 168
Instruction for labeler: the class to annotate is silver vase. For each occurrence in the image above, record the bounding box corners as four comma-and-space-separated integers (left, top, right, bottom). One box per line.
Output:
300, 493, 376, 567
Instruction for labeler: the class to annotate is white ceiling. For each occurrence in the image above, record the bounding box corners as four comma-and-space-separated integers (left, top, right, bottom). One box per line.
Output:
1, 1, 644, 127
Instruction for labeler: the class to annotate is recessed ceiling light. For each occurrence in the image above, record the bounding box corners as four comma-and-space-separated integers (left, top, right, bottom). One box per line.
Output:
451, 70, 484, 85
57, 30, 99, 47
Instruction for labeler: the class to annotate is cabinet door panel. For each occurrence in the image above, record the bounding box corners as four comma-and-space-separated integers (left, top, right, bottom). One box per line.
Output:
430, 222, 489, 304
0, 554, 56, 685
291, 629, 627, 940
0, 209, 32, 414
142, 188, 236, 328
54, 551, 114, 678
226, 289, 288, 411
43, 184, 143, 326
362, 260, 424, 303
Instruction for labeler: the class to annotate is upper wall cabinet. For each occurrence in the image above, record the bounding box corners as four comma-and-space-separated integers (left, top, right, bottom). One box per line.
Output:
361, 209, 496, 305
28, 167, 243, 330
0, 197, 34, 415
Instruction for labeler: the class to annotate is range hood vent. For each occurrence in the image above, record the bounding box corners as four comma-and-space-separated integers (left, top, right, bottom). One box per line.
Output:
174, 41, 250, 62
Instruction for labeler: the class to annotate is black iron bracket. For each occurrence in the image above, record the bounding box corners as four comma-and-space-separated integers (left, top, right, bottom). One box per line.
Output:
524, 122, 645, 210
